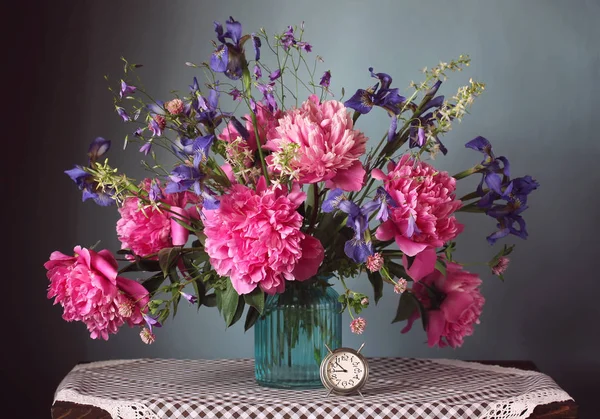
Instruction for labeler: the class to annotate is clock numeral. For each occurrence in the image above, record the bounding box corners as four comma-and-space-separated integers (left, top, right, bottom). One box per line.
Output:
348, 379, 354, 386
354, 368, 362, 374
342, 381, 348, 387
353, 374, 360, 380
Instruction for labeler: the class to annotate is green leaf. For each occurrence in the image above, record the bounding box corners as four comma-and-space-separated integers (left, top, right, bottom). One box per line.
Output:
171, 287, 182, 318
367, 271, 384, 304
244, 306, 260, 332
387, 261, 408, 279
392, 292, 417, 324
435, 259, 447, 276
230, 297, 245, 327
203, 293, 217, 307
220, 281, 240, 327
243, 288, 265, 315
158, 247, 181, 278
141, 273, 167, 295
120, 259, 161, 273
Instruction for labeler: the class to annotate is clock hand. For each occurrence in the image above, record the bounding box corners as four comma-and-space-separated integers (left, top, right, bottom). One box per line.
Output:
334, 361, 348, 372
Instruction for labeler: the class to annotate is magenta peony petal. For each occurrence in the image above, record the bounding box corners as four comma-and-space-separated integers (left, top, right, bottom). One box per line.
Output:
400, 309, 420, 334
371, 168, 386, 180
326, 160, 366, 192
402, 247, 437, 282
375, 220, 396, 241
441, 291, 475, 322
169, 206, 190, 246
426, 310, 446, 347
77, 247, 118, 283
230, 276, 258, 295
97, 249, 119, 271
394, 235, 428, 257
292, 235, 325, 281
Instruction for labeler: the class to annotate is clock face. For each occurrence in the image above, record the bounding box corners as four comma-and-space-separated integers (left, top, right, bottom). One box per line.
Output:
324, 350, 367, 391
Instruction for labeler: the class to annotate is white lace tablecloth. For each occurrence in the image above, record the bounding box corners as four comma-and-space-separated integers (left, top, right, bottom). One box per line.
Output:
54, 357, 573, 419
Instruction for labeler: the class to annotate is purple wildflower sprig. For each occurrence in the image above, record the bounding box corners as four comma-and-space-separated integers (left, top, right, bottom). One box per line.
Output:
254, 23, 317, 109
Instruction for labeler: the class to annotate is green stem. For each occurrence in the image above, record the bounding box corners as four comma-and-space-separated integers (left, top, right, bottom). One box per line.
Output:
453, 165, 482, 180
241, 68, 270, 183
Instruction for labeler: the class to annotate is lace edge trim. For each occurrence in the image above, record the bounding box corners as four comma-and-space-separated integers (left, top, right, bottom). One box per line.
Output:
54, 389, 158, 419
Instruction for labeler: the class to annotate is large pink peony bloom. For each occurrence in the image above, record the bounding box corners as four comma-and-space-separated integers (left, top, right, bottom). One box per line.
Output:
203, 177, 324, 295
264, 95, 367, 191
116, 180, 200, 258
402, 262, 485, 348
219, 102, 282, 154
373, 156, 463, 280
44, 246, 150, 340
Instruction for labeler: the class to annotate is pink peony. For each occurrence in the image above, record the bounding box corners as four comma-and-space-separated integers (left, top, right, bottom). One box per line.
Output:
373, 156, 463, 280
402, 262, 484, 348
264, 95, 367, 191
219, 102, 282, 154
116, 180, 200, 258
202, 177, 324, 295
44, 246, 150, 340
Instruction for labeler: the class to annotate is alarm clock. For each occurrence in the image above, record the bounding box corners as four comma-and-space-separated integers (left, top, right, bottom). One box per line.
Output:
319, 343, 369, 396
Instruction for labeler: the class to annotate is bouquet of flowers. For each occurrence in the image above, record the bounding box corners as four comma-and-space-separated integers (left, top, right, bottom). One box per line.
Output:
45, 17, 538, 349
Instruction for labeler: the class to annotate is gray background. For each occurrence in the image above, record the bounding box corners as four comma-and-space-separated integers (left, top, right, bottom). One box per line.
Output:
5, 1, 600, 417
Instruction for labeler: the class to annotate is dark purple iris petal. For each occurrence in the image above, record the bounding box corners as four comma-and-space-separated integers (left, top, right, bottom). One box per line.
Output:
165, 165, 204, 194
192, 134, 215, 167
344, 89, 374, 114
425, 80, 442, 97
344, 239, 373, 264
224, 16, 242, 45
230, 116, 249, 140
87, 137, 111, 163
210, 44, 229, 73
374, 187, 397, 221
322, 188, 344, 213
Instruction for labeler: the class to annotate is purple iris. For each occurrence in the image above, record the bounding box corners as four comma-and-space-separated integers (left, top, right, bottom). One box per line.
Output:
345, 68, 406, 116
322, 188, 345, 213
165, 165, 205, 195
465, 137, 539, 244
374, 187, 397, 222
323, 189, 379, 263
345, 68, 406, 142
119, 80, 136, 99
251, 34, 261, 61
210, 17, 248, 80
466, 136, 511, 196
229, 88, 242, 101
65, 166, 114, 206
87, 137, 110, 163
194, 83, 224, 129
148, 182, 163, 202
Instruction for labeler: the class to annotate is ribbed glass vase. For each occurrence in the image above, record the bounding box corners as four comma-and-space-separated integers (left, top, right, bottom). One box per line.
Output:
254, 278, 342, 389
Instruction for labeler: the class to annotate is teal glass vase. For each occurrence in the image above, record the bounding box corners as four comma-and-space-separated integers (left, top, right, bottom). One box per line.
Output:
254, 277, 342, 389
